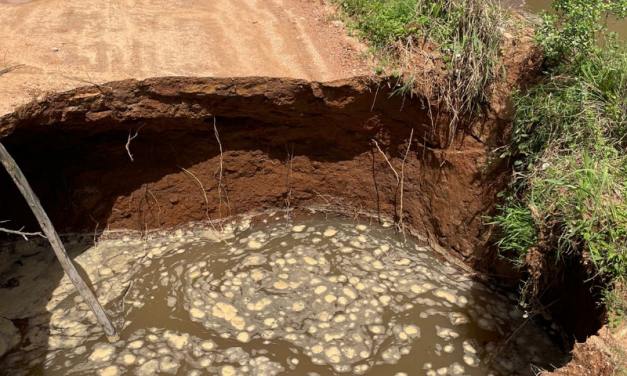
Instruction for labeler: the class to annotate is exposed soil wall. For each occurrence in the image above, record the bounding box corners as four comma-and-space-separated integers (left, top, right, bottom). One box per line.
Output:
0, 76, 507, 265
0, 74, 608, 372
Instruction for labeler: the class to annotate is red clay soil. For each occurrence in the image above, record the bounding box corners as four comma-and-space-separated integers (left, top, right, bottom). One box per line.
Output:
0, 76, 497, 261
0, 26, 543, 267
541, 323, 627, 376
0, 0, 367, 115
0, 28, 615, 374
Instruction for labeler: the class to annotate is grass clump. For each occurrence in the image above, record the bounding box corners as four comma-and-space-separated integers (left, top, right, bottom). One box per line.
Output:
338, 0, 424, 47
490, 0, 627, 312
335, 0, 503, 140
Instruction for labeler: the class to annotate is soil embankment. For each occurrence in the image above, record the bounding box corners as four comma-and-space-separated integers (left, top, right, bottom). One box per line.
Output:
0, 76, 501, 264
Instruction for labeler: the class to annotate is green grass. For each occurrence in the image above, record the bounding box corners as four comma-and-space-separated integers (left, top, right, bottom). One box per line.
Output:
488, 0, 627, 320
338, 0, 425, 47
492, 40, 627, 283
487, 202, 537, 268
334, 0, 503, 139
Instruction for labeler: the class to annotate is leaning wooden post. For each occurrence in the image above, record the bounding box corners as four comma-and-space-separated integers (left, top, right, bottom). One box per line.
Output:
0, 142, 119, 342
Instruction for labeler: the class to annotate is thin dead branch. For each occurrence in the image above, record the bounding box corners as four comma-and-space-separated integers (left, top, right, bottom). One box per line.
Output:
212, 117, 230, 219
120, 281, 133, 318
398, 128, 414, 234
126, 124, 145, 162
0, 224, 46, 240
180, 167, 232, 248
0, 64, 25, 77
146, 189, 162, 225
371, 84, 380, 112
181, 167, 210, 220
60, 73, 113, 92
88, 214, 100, 245
372, 130, 413, 235
372, 140, 400, 183
285, 146, 295, 222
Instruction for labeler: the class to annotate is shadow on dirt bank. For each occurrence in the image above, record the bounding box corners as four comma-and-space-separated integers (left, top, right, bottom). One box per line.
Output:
0, 235, 100, 375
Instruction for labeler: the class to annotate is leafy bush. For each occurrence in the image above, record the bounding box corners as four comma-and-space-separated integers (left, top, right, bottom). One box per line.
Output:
536, 0, 627, 67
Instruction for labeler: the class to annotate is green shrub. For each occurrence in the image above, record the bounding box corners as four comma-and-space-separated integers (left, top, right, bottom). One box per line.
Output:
536, 0, 627, 67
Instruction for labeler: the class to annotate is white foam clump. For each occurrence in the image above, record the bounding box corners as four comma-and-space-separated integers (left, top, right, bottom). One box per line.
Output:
247, 240, 263, 249
292, 225, 306, 233
448, 312, 470, 325
97, 365, 120, 376
433, 288, 458, 304
435, 326, 459, 341
463, 353, 479, 367
88, 344, 116, 362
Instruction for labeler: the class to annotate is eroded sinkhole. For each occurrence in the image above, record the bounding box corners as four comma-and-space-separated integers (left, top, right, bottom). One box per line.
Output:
0, 77, 605, 375
0, 216, 568, 376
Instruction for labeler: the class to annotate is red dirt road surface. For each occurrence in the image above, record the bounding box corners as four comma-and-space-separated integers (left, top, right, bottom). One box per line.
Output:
0, 0, 367, 115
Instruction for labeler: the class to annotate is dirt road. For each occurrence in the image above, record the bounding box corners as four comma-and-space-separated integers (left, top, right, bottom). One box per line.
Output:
0, 0, 367, 115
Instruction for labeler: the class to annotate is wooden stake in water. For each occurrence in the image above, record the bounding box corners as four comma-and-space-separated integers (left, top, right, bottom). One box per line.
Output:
0, 142, 119, 342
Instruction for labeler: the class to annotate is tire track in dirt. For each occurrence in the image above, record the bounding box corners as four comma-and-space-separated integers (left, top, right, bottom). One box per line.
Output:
0, 0, 367, 115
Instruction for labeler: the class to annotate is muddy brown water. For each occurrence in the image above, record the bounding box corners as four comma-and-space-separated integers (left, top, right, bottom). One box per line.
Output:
504, 0, 627, 36
0, 216, 567, 376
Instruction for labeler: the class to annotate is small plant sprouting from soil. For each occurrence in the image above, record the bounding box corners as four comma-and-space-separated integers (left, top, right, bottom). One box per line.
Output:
604, 283, 627, 330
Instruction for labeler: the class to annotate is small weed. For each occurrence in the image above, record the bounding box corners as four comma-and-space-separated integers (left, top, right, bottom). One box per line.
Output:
486, 203, 537, 268
390, 77, 415, 98
604, 284, 627, 329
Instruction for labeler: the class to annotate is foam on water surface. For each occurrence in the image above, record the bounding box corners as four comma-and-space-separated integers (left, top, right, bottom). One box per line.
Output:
0, 217, 567, 375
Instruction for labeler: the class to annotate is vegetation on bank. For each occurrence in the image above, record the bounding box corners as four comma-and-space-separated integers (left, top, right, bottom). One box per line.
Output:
335, 0, 627, 323
489, 0, 627, 318
334, 0, 503, 139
